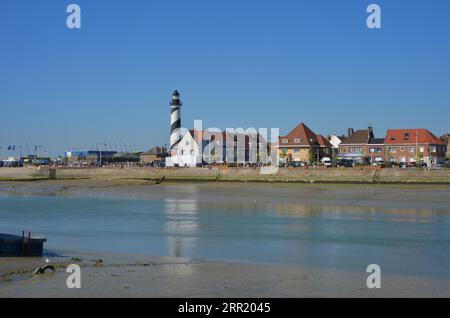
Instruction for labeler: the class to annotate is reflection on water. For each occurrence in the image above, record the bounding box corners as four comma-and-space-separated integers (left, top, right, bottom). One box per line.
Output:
1, 188, 450, 278
164, 198, 199, 258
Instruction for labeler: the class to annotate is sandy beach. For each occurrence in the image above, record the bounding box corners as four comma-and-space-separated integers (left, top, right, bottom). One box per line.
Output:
2, 249, 450, 298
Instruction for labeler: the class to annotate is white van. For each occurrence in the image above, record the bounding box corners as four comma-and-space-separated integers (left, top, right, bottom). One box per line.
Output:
321, 157, 332, 167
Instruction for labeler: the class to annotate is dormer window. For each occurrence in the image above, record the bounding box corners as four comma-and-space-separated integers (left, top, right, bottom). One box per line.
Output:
282, 139, 288, 144
294, 138, 301, 143
404, 133, 410, 140
391, 137, 396, 141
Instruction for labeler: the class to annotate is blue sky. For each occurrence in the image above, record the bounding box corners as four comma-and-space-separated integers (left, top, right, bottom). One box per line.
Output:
1, 0, 449, 157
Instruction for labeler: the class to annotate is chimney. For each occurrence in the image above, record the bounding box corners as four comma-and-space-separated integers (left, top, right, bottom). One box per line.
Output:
368, 126, 373, 140
347, 128, 354, 137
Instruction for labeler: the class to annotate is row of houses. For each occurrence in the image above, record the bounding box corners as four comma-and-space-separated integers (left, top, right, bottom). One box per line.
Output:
163, 122, 447, 168
280, 123, 447, 167
334, 127, 447, 167
23, 124, 445, 168
166, 129, 270, 167
160, 91, 448, 168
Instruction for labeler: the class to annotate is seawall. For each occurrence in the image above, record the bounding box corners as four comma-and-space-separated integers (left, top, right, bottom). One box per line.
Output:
1, 166, 450, 184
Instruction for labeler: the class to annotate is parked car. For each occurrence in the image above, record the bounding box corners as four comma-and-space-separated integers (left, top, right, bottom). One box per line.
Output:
289, 161, 305, 167
372, 160, 385, 167
336, 159, 353, 167
278, 162, 288, 167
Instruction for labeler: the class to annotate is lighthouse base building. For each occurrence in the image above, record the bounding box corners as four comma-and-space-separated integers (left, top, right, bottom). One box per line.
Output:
165, 130, 203, 167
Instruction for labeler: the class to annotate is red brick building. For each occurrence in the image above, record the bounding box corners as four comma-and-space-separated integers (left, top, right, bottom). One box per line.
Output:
385, 129, 447, 167
338, 127, 385, 164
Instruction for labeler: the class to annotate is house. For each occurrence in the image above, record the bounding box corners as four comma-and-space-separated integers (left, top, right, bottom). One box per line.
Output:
166, 130, 203, 167
385, 129, 447, 167
440, 133, 450, 157
140, 146, 168, 165
367, 138, 385, 163
278, 122, 332, 164
166, 129, 269, 167
338, 127, 384, 163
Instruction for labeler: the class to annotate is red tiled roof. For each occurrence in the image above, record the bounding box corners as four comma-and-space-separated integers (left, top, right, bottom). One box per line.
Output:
279, 122, 319, 147
316, 135, 333, 147
385, 129, 446, 145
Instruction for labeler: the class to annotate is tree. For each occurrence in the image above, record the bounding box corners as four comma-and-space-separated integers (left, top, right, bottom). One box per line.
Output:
308, 149, 314, 164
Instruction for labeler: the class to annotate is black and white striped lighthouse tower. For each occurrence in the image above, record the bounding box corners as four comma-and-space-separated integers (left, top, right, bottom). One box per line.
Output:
170, 90, 182, 149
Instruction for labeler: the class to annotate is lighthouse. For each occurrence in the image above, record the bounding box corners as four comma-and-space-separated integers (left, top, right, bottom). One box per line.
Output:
170, 90, 182, 149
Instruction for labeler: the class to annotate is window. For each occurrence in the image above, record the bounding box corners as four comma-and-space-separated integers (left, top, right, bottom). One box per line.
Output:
185, 141, 190, 146
389, 157, 397, 162
409, 147, 415, 153
404, 133, 410, 140
400, 146, 405, 152
281, 148, 288, 154
190, 150, 194, 155
349, 147, 363, 153
282, 139, 288, 144
388, 147, 397, 153
294, 138, 301, 143
419, 146, 424, 153
294, 148, 300, 153
430, 146, 436, 153
370, 147, 382, 153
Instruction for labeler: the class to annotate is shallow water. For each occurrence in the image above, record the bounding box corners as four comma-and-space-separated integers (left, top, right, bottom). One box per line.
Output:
1, 184, 450, 278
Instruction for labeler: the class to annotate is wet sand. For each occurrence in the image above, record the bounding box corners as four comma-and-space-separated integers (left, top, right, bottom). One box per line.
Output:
1, 179, 450, 212
2, 249, 450, 298
1, 180, 450, 297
